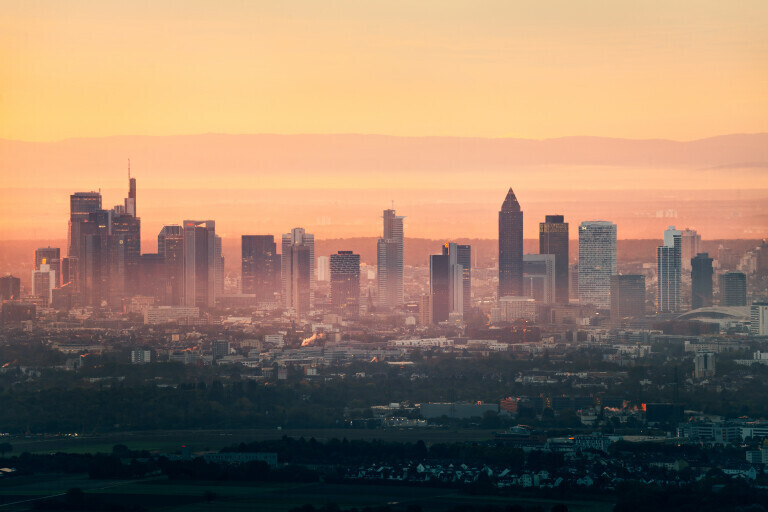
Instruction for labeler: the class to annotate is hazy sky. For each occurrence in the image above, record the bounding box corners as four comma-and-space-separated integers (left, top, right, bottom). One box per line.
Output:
2, 1, 767, 141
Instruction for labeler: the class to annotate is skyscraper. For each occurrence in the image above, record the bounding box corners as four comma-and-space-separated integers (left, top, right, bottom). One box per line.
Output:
610, 274, 646, 325
241, 235, 280, 302
32, 264, 56, 305
34, 247, 61, 288
214, 235, 225, 298
78, 208, 112, 306
158, 225, 184, 305
657, 226, 682, 313
68, 191, 102, 258
377, 209, 404, 309
680, 228, 701, 273
183, 220, 217, 308
0, 276, 20, 301
282, 228, 315, 316
523, 254, 556, 304
499, 188, 523, 298
750, 302, 768, 336
691, 253, 714, 309
539, 215, 569, 304
720, 271, 747, 306
330, 251, 361, 317
110, 213, 141, 301
429, 243, 467, 323
578, 221, 617, 309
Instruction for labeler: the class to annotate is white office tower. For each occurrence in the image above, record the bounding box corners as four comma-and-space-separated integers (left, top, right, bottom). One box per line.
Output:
282, 228, 315, 317
578, 221, 617, 309
377, 209, 404, 309
680, 228, 701, 273
317, 256, 330, 282
751, 302, 768, 336
32, 263, 56, 305
657, 226, 682, 313
183, 220, 217, 308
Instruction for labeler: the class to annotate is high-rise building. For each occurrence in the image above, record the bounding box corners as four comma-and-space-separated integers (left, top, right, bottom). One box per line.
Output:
419, 294, 433, 326
68, 191, 102, 258
578, 221, 617, 309
110, 213, 141, 301
158, 225, 184, 305
214, 235, 225, 298
317, 256, 330, 282
282, 228, 315, 316
34, 247, 61, 288
454, 244, 472, 314
241, 235, 280, 302
680, 228, 701, 273
657, 226, 682, 313
429, 243, 467, 323
539, 215, 569, 304
694, 351, 716, 379
377, 209, 404, 309
499, 188, 523, 298
32, 263, 56, 305
610, 274, 646, 325
183, 220, 217, 308
0, 275, 20, 301
523, 254, 555, 304
691, 253, 714, 309
330, 251, 360, 317
78, 208, 112, 306
750, 302, 768, 336
720, 271, 747, 306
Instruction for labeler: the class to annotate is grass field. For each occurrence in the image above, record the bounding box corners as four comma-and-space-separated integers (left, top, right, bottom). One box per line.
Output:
0, 475, 615, 512
8, 428, 497, 455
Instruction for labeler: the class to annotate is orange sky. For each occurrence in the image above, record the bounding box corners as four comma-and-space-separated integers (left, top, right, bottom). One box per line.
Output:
1, 1, 767, 141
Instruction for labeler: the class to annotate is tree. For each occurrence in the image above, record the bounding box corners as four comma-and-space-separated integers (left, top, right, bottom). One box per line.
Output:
0, 442, 12, 456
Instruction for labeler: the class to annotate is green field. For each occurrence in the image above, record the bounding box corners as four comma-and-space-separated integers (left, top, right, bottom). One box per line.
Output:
8, 428, 497, 455
0, 475, 615, 512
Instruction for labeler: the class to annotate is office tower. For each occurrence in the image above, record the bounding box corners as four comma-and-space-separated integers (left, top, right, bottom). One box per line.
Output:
330, 251, 361, 317
212, 340, 230, 360
578, 221, 617, 309
110, 213, 141, 301
419, 294, 433, 326
720, 271, 747, 306
317, 256, 330, 282
428, 243, 466, 323
34, 247, 61, 288
125, 172, 137, 217
241, 235, 280, 301
454, 244, 472, 314
523, 254, 555, 304
183, 220, 217, 308
570, 263, 579, 300
78, 209, 112, 307
657, 226, 682, 313
539, 215, 569, 304
694, 352, 716, 379
32, 264, 55, 305
680, 228, 701, 273
750, 302, 768, 336
691, 253, 714, 309
0, 275, 21, 301
214, 235, 224, 297
158, 225, 184, 305
610, 274, 646, 325
139, 253, 165, 302
61, 257, 76, 286
499, 188, 523, 298
377, 209, 404, 309
282, 228, 315, 316
68, 191, 102, 258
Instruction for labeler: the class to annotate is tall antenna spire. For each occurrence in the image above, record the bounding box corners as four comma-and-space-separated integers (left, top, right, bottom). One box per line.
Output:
128, 158, 131, 179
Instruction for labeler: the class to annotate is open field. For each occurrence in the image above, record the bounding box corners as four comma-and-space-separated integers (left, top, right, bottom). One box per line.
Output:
7, 428, 497, 455
0, 476, 615, 512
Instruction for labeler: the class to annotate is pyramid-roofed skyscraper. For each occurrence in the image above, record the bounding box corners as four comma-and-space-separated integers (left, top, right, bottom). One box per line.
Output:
499, 188, 523, 298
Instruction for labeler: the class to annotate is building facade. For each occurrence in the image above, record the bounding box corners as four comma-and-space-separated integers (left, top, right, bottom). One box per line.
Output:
499, 188, 523, 299
241, 235, 280, 302
377, 209, 404, 309
330, 251, 361, 317
691, 252, 714, 310
282, 227, 315, 316
578, 221, 617, 309
657, 226, 682, 313
539, 215, 569, 304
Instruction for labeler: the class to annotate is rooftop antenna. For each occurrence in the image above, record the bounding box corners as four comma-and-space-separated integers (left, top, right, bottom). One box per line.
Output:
128, 158, 131, 179
391, 200, 394, 209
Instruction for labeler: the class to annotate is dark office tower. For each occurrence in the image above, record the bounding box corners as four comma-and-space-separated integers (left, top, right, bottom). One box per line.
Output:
125, 175, 137, 217
377, 209, 404, 309
441, 242, 470, 316
499, 188, 523, 299
282, 228, 315, 316
110, 213, 141, 301
241, 235, 280, 301
34, 247, 61, 288
214, 235, 224, 298
691, 253, 714, 309
78, 209, 112, 307
139, 253, 165, 302
610, 274, 646, 325
183, 220, 217, 308
720, 271, 747, 306
61, 257, 76, 286
158, 225, 184, 305
330, 251, 361, 317
657, 226, 682, 313
0, 275, 21, 301
429, 253, 451, 323
68, 191, 102, 258
539, 215, 569, 304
